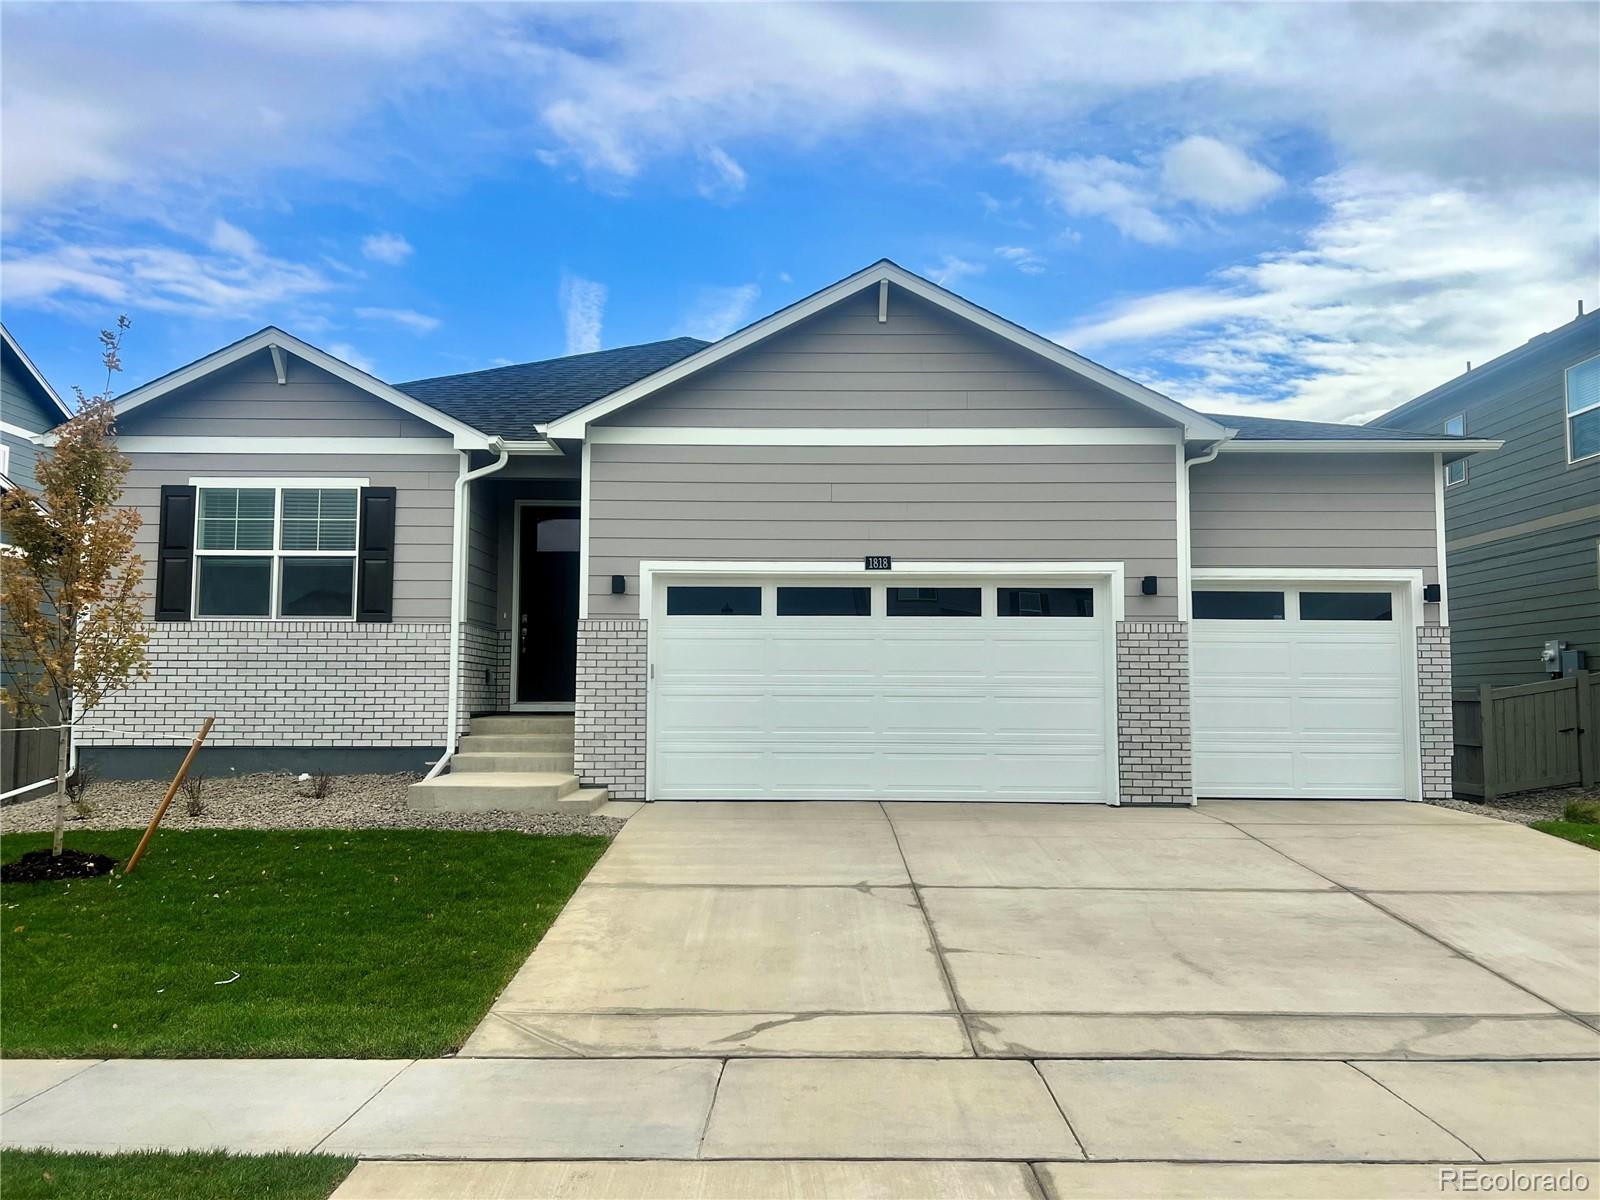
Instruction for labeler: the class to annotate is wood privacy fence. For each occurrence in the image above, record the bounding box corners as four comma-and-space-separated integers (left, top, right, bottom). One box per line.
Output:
1453, 671, 1598, 801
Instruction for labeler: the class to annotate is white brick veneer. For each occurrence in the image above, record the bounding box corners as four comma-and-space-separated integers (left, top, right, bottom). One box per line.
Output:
1115, 620, 1193, 804
459, 622, 510, 728
574, 618, 647, 801
79, 621, 449, 747
1417, 625, 1453, 800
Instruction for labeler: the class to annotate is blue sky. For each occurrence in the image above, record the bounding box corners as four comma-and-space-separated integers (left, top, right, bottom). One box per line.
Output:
2, 2, 1596, 423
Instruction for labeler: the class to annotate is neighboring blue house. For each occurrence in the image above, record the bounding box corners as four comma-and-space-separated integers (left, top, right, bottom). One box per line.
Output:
1, 324, 74, 799
1370, 309, 1600, 689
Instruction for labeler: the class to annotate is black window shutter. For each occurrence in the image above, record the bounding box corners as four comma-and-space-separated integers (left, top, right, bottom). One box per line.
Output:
356, 486, 397, 623
155, 485, 196, 621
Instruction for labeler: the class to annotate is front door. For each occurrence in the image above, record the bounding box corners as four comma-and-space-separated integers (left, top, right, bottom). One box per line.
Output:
515, 508, 580, 704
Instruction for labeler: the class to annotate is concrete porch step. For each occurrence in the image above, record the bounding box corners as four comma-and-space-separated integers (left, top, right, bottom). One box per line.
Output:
471, 714, 574, 735
408, 772, 604, 814
453, 751, 575, 773
459, 732, 573, 754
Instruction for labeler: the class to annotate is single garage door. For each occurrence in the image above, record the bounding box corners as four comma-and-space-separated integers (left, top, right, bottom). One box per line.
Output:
651, 577, 1112, 802
1192, 584, 1410, 799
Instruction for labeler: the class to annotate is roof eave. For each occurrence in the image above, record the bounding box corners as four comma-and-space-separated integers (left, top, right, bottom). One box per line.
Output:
545, 262, 1226, 441
1, 324, 73, 422
95, 328, 495, 450
1218, 437, 1503, 462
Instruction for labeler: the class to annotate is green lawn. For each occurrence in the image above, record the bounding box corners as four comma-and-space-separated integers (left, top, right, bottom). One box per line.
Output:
1531, 819, 1600, 850
0, 1151, 353, 1200
0, 828, 607, 1057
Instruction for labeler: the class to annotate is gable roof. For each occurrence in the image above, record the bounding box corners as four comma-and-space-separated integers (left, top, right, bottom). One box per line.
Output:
1, 324, 73, 422
1367, 309, 1600, 430
397, 338, 706, 441
99, 327, 496, 450
543, 261, 1233, 441
1207, 410, 1499, 461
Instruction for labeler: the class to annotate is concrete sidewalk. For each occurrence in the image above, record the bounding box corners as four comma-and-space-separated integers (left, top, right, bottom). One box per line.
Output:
3, 1055, 1597, 1164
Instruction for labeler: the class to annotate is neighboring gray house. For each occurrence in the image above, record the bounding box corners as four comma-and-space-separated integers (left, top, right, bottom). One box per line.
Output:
1370, 310, 1599, 690
1, 324, 74, 799
59, 262, 1497, 808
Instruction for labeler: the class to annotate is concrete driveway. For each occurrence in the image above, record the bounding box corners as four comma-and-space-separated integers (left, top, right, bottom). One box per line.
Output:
466, 798, 1600, 1061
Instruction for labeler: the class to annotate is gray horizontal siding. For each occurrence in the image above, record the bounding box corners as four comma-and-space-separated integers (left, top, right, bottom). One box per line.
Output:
587, 442, 1179, 618
466, 478, 498, 628
2, 354, 59, 491
1446, 517, 1599, 688
118, 351, 446, 440
611, 285, 1169, 431
121, 452, 458, 620
1189, 452, 1441, 619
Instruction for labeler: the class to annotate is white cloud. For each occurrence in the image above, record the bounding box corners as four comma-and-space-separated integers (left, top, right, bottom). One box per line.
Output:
1061, 171, 1599, 423
681, 283, 761, 341
995, 246, 1046, 274
361, 232, 413, 265
207, 217, 261, 258
1159, 136, 1284, 212
2, 235, 334, 317
1004, 152, 1175, 245
696, 146, 747, 201
559, 273, 606, 354
355, 305, 439, 334
924, 255, 986, 287
326, 341, 377, 374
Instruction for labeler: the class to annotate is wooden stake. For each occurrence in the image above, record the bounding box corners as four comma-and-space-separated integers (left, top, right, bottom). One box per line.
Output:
125, 716, 213, 875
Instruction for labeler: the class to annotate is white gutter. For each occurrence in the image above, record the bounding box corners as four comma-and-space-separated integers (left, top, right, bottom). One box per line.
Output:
425, 438, 510, 781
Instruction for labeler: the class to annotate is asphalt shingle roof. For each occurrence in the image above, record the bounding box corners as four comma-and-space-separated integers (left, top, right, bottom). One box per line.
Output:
1205, 412, 1451, 441
396, 337, 708, 439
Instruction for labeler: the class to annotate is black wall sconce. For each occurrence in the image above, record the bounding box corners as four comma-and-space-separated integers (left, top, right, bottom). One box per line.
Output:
1423, 583, 1441, 603
611, 575, 627, 595
1141, 575, 1158, 596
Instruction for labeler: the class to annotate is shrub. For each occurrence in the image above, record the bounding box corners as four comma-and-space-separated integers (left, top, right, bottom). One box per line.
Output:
65, 766, 93, 821
181, 773, 206, 818
1561, 797, 1600, 825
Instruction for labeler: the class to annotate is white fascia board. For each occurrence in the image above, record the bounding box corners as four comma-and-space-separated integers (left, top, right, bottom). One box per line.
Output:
588, 426, 1180, 447
105, 328, 495, 450
547, 262, 1226, 441
0, 420, 47, 441
114, 436, 457, 456
0, 325, 73, 421
500, 439, 566, 456
1217, 438, 1502, 458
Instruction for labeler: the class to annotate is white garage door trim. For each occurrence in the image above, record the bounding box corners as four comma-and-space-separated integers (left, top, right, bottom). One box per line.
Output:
1191, 567, 1425, 803
640, 560, 1125, 803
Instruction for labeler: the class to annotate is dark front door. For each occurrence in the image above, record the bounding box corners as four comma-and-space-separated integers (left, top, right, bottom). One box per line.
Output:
516, 508, 580, 703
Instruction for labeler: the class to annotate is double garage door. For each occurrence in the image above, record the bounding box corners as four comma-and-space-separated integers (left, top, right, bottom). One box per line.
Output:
649, 573, 1413, 802
651, 577, 1113, 802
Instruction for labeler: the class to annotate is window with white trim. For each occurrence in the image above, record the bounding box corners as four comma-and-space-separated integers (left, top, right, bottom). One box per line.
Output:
194, 485, 359, 618
1443, 414, 1467, 486
0, 442, 11, 477
1566, 354, 1600, 464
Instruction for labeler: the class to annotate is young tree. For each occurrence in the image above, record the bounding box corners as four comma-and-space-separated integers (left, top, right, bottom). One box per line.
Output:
2, 318, 148, 857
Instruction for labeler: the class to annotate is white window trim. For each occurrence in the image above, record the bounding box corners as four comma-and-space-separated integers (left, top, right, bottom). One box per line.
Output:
1443, 414, 1468, 486
1565, 354, 1600, 465
189, 477, 369, 622
0, 443, 9, 477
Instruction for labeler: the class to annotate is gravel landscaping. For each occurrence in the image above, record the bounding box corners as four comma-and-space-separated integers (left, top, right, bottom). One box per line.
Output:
0, 772, 625, 838
1429, 783, 1600, 827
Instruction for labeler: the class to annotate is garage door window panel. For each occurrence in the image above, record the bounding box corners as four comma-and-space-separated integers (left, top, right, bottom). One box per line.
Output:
666, 586, 762, 616
886, 587, 981, 617
1299, 591, 1393, 621
1193, 590, 1286, 620
998, 587, 1094, 617
777, 586, 871, 616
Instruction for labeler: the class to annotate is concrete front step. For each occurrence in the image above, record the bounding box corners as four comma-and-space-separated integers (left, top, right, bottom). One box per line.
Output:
453, 751, 575, 774
408, 772, 606, 815
471, 714, 574, 735
458, 733, 573, 754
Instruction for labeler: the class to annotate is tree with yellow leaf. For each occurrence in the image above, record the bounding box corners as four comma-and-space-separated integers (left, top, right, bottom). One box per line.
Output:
2, 318, 148, 858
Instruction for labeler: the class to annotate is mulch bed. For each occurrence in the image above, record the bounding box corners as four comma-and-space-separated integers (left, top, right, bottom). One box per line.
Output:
0, 848, 119, 883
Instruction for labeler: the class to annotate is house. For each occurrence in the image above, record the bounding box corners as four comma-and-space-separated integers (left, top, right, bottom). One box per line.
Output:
1369, 309, 1599, 690
1, 324, 75, 800
60, 261, 1498, 807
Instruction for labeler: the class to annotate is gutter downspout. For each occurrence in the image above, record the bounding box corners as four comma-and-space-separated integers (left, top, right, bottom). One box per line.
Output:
1177, 432, 1232, 806
425, 438, 509, 781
